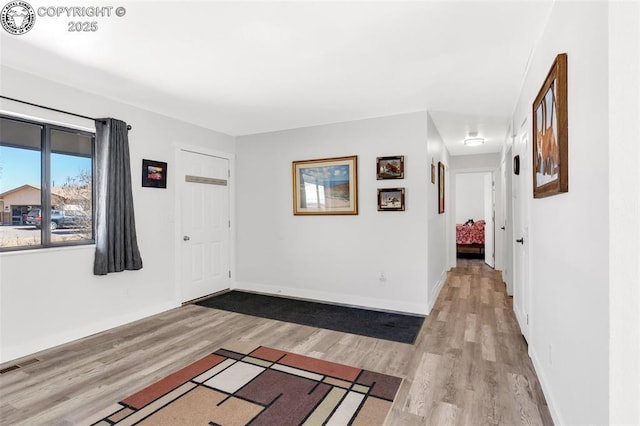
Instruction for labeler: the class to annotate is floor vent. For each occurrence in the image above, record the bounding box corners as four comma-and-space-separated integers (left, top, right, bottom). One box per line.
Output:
0, 358, 40, 374
0, 365, 19, 374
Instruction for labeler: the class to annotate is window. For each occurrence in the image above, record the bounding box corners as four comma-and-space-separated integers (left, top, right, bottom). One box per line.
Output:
0, 115, 95, 251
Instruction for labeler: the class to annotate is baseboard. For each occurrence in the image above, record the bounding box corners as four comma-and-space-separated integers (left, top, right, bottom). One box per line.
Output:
1, 301, 178, 364
427, 270, 448, 313
233, 281, 428, 315
530, 344, 564, 426
182, 288, 232, 305
513, 303, 528, 337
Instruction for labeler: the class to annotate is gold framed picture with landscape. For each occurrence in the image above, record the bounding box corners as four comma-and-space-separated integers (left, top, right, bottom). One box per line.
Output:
292, 156, 358, 215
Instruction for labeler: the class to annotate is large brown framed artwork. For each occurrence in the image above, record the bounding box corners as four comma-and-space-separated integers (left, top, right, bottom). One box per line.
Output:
533, 53, 568, 198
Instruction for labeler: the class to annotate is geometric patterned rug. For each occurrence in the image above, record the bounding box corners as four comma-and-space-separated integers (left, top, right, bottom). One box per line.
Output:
90, 344, 402, 425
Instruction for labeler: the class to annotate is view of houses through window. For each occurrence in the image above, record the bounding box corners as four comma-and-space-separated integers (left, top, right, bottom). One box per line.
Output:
0, 116, 95, 250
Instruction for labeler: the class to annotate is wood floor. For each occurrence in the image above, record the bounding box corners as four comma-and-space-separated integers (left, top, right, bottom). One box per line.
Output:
0, 259, 553, 425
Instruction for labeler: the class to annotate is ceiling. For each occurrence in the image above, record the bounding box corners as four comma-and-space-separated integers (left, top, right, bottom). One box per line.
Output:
0, 1, 553, 155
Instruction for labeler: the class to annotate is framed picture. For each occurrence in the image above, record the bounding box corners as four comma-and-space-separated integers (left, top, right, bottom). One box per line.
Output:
292, 155, 358, 215
533, 53, 568, 198
377, 187, 405, 211
431, 163, 436, 184
376, 155, 404, 179
142, 159, 167, 188
438, 161, 445, 213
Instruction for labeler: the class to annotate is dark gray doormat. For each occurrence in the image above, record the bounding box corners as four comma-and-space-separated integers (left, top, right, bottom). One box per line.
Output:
195, 291, 424, 344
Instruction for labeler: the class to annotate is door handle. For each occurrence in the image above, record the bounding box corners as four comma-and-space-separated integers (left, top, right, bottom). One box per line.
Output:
516, 238, 524, 244
501, 226, 506, 230
183, 235, 190, 241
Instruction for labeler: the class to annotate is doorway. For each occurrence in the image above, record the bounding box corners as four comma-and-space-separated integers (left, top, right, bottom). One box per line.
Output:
177, 149, 231, 303
11, 205, 32, 225
454, 172, 495, 268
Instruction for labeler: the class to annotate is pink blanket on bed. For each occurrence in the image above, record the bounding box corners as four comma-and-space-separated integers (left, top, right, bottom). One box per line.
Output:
456, 220, 485, 244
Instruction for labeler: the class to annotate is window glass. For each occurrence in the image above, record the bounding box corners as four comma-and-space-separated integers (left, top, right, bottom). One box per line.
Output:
50, 129, 93, 242
0, 116, 94, 251
0, 118, 43, 248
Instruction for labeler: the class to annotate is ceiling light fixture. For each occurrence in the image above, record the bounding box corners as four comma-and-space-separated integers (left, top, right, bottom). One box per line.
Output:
463, 137, 485, 146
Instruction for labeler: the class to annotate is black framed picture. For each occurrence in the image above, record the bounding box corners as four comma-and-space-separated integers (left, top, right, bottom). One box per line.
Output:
142, 159, 167, 188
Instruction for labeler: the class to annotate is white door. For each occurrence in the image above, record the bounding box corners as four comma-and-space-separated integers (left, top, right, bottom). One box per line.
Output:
513, 127, 530, 340
484, 173, 495, 268
180, 150, 230, 302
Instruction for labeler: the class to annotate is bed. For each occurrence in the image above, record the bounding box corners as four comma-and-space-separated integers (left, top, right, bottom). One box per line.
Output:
456, 219, 485, 256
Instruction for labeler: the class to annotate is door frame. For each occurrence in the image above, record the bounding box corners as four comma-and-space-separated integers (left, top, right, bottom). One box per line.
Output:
502, 145, 514, 296
172, 143, 235, 304
448, 166, 502, 271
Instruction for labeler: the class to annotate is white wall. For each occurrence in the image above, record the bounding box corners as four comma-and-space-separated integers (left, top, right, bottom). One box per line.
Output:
510, 3, 609, 424
426, 112, 450, 312
609, 2, 640, 425
449, 153, 500, 170
235, 112, 430, 314
0, 66, 235, 362
454, 173, 485, 224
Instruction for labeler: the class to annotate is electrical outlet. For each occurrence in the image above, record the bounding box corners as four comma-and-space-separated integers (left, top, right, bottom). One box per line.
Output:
379, 272, 387, 283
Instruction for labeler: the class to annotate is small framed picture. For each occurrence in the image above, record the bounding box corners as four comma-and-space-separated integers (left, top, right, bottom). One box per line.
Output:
431, 163, 436, 184
142, 159, 167, 188
376, 155, 404, 180
378, 187, 405, 211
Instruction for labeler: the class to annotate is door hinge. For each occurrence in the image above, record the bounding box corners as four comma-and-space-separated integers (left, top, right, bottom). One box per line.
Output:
228, 270, 231, 278
228, 169, 230, 178
228, 220, 231, 228
526, 314, 529, 325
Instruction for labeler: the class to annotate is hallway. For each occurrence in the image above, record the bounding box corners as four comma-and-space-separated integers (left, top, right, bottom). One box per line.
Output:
0, 260, 552, 425
390, 259, 553, 424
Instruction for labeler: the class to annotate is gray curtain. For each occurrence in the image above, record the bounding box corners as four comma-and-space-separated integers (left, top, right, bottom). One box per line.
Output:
93, 118, 143, 275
